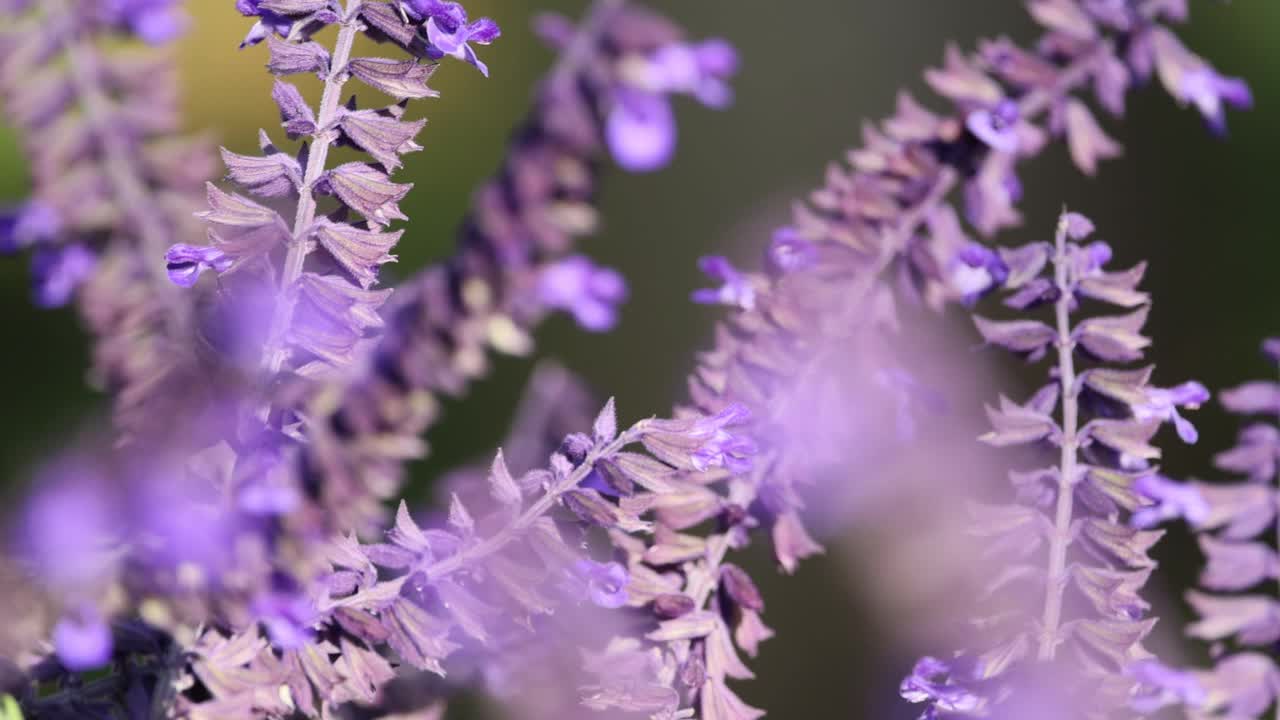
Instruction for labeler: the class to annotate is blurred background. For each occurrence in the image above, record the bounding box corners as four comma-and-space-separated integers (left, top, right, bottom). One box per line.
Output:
0, 1, 1276, 717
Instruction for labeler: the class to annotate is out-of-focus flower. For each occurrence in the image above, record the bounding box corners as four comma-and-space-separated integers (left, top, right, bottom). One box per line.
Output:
1131, 474, 1210, 529
538, 255, 628, 331
572, 559, 629, 609
692, 256, 756, 311
53, 610, 113, 671
31, 244, 95, 308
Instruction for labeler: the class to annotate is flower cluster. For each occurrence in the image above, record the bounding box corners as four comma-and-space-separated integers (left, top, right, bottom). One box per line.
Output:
0, 0, 1258, 719
0, 0, 212, 434
901, 211, 1204, 717
1128, 339, 1280, 716
682, 0, 1251, 576
297, 0, 738, 537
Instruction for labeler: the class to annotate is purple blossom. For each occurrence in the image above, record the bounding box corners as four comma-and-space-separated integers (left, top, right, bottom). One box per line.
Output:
31, 243, 96, 308
685, 404, 758, 474
101, 0, 187, 44
406, 0, 501, 76
572, 559, 629, 609
53, 611, 113, 671
1127, 660, 1208, 713
949, 242, 1009, 305
1179, 68, 1253, 135
537, 255, 628, 332
251, 589, 318, 649
766, 227, 818, 274
1133, 381, 1210, 444
966, 99, 1021, 153
900, 657, 985, 715
606, 39, 738, 172
606, 88, 678, 173
692, 255, 756, 311
1131, 474, 1210, 529
642, 39, 739, 109
235, 0, 293, 48
0, 201, 60, 252
164, 244, 231, 288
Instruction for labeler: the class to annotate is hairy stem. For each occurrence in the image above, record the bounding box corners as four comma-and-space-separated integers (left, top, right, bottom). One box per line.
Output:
262, 0, 364, 376
1038, 213, 1079, 660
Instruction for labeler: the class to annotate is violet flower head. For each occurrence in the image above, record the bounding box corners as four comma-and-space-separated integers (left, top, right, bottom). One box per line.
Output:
251, 588, 318, 650
0, 201, 60, 253
607, 38, 739, 171
164, 244, 231, 288
235, 0, 295, 48
571, 559, 630, 609
1131, 474, 1210, 529
52, 611, 113, 672
1180, 67, 1253, 135
31, 244, 95, 309
1133, 380, 1210, 444
767, 226, 818, 274
950, 241, 1009, 306
1127, 660, 1208, 714
899, 657, 985, 716
101, 0, 187, 44
692, 255, 756, 311
538, 255, 628, 331
407, 0, 502, 76
966, 98, 1021, 153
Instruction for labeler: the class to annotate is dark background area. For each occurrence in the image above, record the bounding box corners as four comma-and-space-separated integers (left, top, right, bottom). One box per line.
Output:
0, 1, 1276, 716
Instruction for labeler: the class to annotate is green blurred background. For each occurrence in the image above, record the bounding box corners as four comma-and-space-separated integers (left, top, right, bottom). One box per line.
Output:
1, 1, 1277, 716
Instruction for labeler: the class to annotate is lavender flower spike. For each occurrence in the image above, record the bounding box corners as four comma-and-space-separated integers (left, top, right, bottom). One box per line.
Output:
904, 210, 1192, 717
0, 0, 214, 435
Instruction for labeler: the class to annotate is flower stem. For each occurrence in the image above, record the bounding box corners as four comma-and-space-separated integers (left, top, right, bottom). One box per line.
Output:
1038, 212, 1079, 660
261, 0, 364, 377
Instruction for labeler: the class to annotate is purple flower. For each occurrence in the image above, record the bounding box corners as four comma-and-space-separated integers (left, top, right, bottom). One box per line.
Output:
642, 39, 739, 109
1179, 68, 1253, 135
0, 201, 60, 252
1263, 337, 1280, 365
1127, 660, 1207, 713
692, 256, 756, 311
165, 244, 231, 288
31, 244, 96, 308
685, 404, 758, 474
966, 99, 1021, 153
572, 559, 629, 609
406, 0, 501, 76
766, 227, 818, 274
900, 657, 985, 715
537, 255, 628, 332
252, 589, 318, 649
53, 610, 113, 671
606, 88, 678, 173
1132, 381, 1210, 444
1131, 474, 1210, 529
235, 0, 293, 48
949, 242, 1009, 305
606, 39, 738, 172
101, 0, 187, 45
